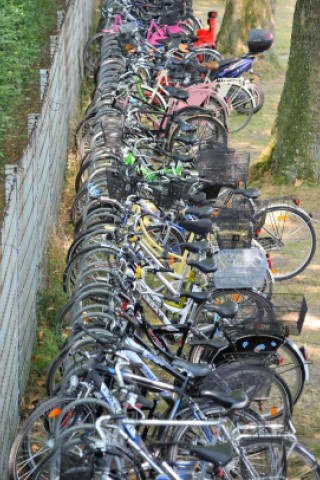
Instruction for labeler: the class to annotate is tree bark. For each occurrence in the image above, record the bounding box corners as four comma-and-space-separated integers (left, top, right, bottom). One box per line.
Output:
217, 0, 275, 55
269, 0, 320, 181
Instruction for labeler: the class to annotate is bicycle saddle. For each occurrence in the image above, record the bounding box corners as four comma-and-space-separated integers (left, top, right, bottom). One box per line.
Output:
185, 205, 213, 218
187, 258, 218, 274
233, 188, 261, 199
187, 192, 207, 205
179, 240, 209, 253
199, 388, 249, 410
172, 359, 212, 377
163, 291, 210, 305
179, 218, 212, 235
189, 443, 233, 467
165, 86, 189, 100
171, 153, 194, 163
205, 299, 239, 319
173, 135, 197, 145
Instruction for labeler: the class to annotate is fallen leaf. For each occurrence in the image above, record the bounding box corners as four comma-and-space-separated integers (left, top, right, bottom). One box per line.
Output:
294, 178, 304, 187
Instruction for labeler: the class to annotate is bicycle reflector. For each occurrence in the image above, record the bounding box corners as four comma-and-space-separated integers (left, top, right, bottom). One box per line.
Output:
270, 406, 278, 417
48, 408, 62, 419
294, 197, 301, 206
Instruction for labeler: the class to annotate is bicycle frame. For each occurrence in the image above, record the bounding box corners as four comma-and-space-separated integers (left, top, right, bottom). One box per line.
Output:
146, 19, 188, 46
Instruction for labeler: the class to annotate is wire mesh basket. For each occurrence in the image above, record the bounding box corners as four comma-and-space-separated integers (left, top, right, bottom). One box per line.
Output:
106, 167, 137, 201
196, 148, 250, 192
213, 247, 268, 289
270, 293, 308, 336
158, 6, 187, 25
215, 207, 253, 248
151, 179, 190, 209
241, 320, 287, 337
231, 195, 271, 232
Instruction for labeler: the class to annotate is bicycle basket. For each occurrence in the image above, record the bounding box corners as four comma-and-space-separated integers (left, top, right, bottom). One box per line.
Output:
199, 364, 273, 401
271, 293, 308, 336
241, 320, 286, 337
215, 207, 253, 249
213, 247, 268, 289
232, 195, 274, 234
196, 148, 250, 191
158, 6, 186, 25
151, 179, 190, 209
106, 167, 137, 201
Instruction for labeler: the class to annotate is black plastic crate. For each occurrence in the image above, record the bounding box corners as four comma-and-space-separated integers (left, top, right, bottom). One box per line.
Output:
247, 29, 273, 54
271, 293, 308, 336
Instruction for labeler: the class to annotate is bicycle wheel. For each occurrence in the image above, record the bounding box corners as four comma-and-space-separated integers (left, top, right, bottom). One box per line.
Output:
254, 205, 316, 280
206, 363, 292, 423
8, 396, 95, 480
167, 404, 270, 466
220, 83, 254, 133
246, 81, 265, 113
206, 93, 228, 127
141, 221, 185, 257
46, 333, 114, 395
131, 83, 167, 110
193, 46, 222, 65
271, 340, 306, 406
176, 99, 228, 130
168, 113, 227, 156
239, 438, 320, 479
194, 288, 275, 326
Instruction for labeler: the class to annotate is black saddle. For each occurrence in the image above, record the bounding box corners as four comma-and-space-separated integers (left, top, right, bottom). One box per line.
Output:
179, 218, 212, 235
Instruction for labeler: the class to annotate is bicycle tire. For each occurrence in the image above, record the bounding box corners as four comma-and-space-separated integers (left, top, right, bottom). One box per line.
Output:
213, 363, 293, 421
168, 113, 227, 156
272, 340, 306, 405
176, 100, 228, 130
142, 221, 186, 257
224, 83, 254, 133
254, 204, 316, 280
246, 81, 265, 113
194, 288, 275, 326
167, 403, 272, 465
193, 46, 222, 65
8, 396, 95, 480
83, 32, 104, 74
189, 334, 305, 408
239, 437, 320, 479
46, 331, 116, 396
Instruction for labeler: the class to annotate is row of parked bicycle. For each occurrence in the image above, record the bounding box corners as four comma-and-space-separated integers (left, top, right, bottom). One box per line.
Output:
9, 0, 319, 478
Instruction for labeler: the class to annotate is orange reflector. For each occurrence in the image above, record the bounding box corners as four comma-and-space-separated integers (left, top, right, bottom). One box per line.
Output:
276, 214, 287, 221
270, 406, 278, 417
169, 255, 175, 266
48, 408, 62, 419
232, 294, 241, 302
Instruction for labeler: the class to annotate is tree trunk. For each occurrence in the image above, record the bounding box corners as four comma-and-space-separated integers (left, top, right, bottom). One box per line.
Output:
217, 0, 275, 55
270, 0, 320, 182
